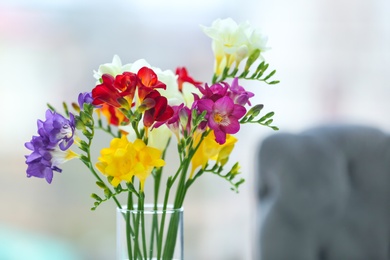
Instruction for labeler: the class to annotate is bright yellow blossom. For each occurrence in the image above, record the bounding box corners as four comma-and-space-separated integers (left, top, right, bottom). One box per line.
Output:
96, 136, 165, 189
190, 131, 237, 178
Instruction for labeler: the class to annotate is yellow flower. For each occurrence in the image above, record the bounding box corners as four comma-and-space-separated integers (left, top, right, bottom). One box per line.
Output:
190, 131, 237, 178
96, 136, 165, 189
132, 139, 165, 190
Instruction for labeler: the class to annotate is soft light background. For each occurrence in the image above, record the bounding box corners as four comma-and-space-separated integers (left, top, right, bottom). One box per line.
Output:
1, 0, 390, 259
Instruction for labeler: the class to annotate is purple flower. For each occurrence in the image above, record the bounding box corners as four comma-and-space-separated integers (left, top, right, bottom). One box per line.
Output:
196, 96, 246, 144
38, 110, 75, 150
229, 78, 254, 106
25, 136, 62, 183
25, 109, 76, 183
78, 92, 94, 109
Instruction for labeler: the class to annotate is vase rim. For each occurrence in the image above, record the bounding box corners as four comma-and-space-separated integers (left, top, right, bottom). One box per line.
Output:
117, 204, 183, 214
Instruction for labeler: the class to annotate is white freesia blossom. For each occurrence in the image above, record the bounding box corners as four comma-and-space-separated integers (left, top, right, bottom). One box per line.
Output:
152, 69, 185, 106
202, 18, 269, 75
93, 55, 132, 82
202, 18, 250, 72
120, 122, 172, 152
181, 82, 201, 106
246, 27, 269, 56
147, 125, 172, 151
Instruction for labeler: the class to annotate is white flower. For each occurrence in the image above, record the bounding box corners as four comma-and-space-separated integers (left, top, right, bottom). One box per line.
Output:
202, 18, 250, 70
120, 122, 172, 152
181, 82, 201, 106
93, 55, 132, 82
152, 69, 185, 106
148, 124, 172, 151
202, 18, 269, 74
246, 27, 269, 56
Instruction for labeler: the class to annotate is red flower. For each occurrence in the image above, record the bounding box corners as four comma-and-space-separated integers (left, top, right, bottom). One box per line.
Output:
142, 90, 174, 128
137, 67, 166, 101
98, 104, 129, 126
175, 67, 202, 92
92, 72, 137, 108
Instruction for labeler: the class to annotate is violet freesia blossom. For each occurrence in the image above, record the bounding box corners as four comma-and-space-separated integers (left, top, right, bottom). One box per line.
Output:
196, 96, 246, 144
78, 92, 94, 109
25, 109, 76, 183
229, 77, 254, 106
39, 110, 75, 150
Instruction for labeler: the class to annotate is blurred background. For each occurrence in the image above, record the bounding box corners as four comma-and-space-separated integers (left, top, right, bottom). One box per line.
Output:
1, 0, 390, 259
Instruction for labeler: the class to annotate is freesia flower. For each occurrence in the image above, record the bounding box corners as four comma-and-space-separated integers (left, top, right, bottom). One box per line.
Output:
196, 82, 229, 102
137, 67, 166, 101
196, 96, 246, 144
92, 72, 137, 108
96, 136, 165, 190
25, 110, 76, 183
201, 18, 250, 73
190, 132, 237, 177
155, 104, 192, 140
39, 109, 75, 150
78, 92, 94, 109
147, 124, 172, 152
142, 90, 174, 128
229, 77, 254, 106
97, 103, 129, 126
93, 55, 132, 82
175, 67, 202, 92
245, 27, 269, 57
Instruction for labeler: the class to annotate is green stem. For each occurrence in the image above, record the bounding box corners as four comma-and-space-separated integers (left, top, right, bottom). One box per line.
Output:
157, 179, 173, 260
126, 193, 133, 260
133, 194, 144, 260
139, 192, 148, 260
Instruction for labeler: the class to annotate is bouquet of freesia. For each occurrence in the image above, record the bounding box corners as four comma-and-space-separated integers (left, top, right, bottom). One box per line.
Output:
24, 18, 279, 260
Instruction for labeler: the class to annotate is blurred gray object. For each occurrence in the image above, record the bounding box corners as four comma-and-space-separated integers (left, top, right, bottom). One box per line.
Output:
256, 125, 390, 260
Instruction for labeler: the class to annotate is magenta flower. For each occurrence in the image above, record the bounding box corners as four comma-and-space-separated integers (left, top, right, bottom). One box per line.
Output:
196, 82, 229, 102
196, 96, 246, 144
229, 77, 254, 106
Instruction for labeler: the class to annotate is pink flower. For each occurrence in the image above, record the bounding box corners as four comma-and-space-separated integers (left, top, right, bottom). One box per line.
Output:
196, 96, 246, 144
196, 82, 229, 102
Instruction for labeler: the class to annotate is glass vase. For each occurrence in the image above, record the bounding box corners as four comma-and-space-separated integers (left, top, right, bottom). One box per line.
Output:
116, 204, 184, 260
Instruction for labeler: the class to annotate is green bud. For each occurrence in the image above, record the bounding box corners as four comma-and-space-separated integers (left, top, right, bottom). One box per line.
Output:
118, 97, 130, 110
91, 193, 103, 201
245, 49, 260, 71
75, 117, 86, 130
71, 102, 80, 113
231, 162, 241, 176
247, 104, 264, 118
96, 181, 106, 189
